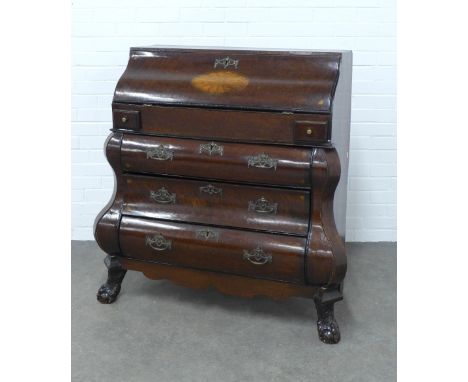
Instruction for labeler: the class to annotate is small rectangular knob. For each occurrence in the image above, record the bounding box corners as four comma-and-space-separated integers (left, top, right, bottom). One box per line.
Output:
113, 109, 141, 130
293, 120, 329, 144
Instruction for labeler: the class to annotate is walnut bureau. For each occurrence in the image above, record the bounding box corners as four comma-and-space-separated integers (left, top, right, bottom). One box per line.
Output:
94, 46, 352, 344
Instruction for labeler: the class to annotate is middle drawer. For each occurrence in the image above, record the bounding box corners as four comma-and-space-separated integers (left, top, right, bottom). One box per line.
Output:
121, 134, 311, 187
122, 174, 310, 236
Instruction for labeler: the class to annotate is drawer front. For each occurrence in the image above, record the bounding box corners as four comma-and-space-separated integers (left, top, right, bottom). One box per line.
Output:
122, 175, 310, 236
113, 104, 330, 145
113, 109, 140, 131
121, 135, 311, 187
119, 216, 306, 284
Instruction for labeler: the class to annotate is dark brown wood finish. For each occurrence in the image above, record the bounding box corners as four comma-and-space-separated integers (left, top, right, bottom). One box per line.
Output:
93, 132, 123, 256
305, 147, 346, 285
113, 109, 140, 131
120, 258, 319, 300
112, 103, 330, 146
122, 174, 310, 235
95, 46, 352, 344
119, 216, 306, 284
121, 134, 311, 187
114, 46, 341, 113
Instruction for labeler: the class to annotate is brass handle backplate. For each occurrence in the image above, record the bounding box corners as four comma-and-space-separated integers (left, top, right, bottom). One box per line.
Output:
195, 228, 219, 242
199, 142, 224, 156
243, 247, 272, 265
248, 197, 278, 215
214, 56, 239, 69
247, 153, 278, 170
150, 188, 176, 204
146, 145, 174, 161
199, 184, 223, 196
145, 234, 172, 251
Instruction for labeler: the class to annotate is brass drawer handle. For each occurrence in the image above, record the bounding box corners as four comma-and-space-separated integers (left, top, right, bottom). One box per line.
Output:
146, 234, 172, 251
243, 247, 272, 265
150, 188, 176, 204
248, 197, 278, 215
214, 56, 239, 69
195, 228, 219, 242
247, 153, 278, 170
199, 184, 223, 196
146, 145, 173, 161
199, 142, 224, 156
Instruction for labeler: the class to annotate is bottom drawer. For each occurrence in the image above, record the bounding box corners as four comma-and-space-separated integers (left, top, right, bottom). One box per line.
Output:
119, 216, 306, 284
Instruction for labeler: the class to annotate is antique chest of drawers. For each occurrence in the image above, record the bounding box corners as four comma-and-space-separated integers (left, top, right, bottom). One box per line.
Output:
94, 46, 352, 344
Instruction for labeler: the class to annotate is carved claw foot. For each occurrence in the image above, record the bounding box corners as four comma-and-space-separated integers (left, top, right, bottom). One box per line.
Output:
316, 310, 340, 344
97, 282, 122, 304
97, 255, 127, 304
314, 299, 341, 344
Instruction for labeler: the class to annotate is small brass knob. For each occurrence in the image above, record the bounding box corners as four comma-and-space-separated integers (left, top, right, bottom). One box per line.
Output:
306, 128, 312, 135
121, 116, 127, 123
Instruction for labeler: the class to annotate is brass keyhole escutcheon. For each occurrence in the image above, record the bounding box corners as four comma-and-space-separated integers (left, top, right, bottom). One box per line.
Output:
306, 129, 312, 135
121, 116, 127, 123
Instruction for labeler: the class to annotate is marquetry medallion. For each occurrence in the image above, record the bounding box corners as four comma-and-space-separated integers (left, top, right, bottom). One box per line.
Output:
191, 71, 249, 95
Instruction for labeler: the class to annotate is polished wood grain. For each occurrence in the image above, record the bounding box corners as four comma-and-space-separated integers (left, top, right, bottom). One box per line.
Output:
119, 216, 306, 284
112, 103, 330, 146
120, 257, 319, 300
121, 134, 312, 187
114, 46, 341, 113
122, 174, 310, 235
306, 147, 346, 286
93, 132, 123, 256
95, 46, 353, 344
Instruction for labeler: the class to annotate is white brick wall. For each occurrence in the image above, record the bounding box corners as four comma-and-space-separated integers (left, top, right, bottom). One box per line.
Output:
71, 0, 396, 241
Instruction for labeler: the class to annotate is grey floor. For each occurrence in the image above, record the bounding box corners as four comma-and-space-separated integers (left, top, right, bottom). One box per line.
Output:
72, 241, 396, 382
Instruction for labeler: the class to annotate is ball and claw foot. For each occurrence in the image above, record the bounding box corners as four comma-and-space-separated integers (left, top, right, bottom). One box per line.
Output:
315, 300, 341, 344
97, 255, 127, 304
97, 282, 122, 304
317, 311, 341, 344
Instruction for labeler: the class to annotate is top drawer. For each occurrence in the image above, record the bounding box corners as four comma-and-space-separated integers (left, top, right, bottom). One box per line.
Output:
113, 104, 330, 146
121, 135, 311, 188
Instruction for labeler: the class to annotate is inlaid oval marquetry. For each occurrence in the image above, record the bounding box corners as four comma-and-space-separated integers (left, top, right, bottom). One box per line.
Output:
191, 71, 249, 95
